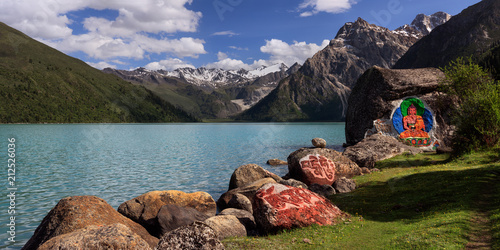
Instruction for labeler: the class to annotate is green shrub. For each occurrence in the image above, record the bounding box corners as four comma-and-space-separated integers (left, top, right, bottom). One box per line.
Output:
441, 58, 500, 153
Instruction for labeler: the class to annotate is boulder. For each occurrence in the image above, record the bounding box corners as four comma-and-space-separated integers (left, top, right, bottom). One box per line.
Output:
219, 208, 257, 236
21, 196, 158, 250
217, 178, 277, 211
287, 147, 361, 185
229, 164, 282, 190
253, 183, 343, 234
118, 190, 216, 238
155, 221, 224, 250
227, 193, 253, 213
38, 223, 152, 250
266, 159, 288, 166
345, 66, 456, 147
157, 204, 211, 237
343, 134, 423, 168
279, 178, 308, 189
312, 138, 327, 148
309, 183, 336, 198
204, 215, 247, 240
333, 177, 357, 193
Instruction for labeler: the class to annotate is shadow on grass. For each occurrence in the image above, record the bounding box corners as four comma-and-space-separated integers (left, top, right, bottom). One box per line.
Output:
331, 164, 500, 224
375, 152, 453, 169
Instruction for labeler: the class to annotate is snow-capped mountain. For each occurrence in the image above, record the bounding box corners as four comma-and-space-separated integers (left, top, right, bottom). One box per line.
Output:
395, 11, 452, 37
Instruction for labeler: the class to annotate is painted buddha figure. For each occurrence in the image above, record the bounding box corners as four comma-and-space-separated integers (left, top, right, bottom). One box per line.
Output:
399, 104, 430, 141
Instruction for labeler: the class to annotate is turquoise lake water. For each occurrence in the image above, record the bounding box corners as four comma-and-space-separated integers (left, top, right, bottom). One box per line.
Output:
0, 123, 345, 249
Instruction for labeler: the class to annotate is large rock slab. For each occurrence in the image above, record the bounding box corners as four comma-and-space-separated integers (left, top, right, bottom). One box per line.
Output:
204, 215, 247, 240
22, 196, 158, 250
118, 190, 216, 238
229, 164, 282, 190
217, 178, 277, 211
253, 183, 343, 234
287, 147, 361, 185
345, 66, 456, 147
38, 223, 152, 250
155, 221, 224, 250
157, 204, 211, 237
343, 134, 424, 168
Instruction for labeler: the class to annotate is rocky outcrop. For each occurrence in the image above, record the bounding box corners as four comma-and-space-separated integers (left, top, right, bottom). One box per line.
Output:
155, 221, 224, 250
204, 215, 247, 240
253, 183, 343, 234
118, 191, 216, 237
394, 0, 500, 69
22, 196, 158, 250
287, 147, 362, 185
157, 204, 211, 237
343, 134, 424, 168
345, 66, 456, 146
38, 223, 152, 250
217, 178, 277, 212
229, 164, 282, 190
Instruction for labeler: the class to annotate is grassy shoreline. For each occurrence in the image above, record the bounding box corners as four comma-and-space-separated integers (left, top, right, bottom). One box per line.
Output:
223, 150, 500, 249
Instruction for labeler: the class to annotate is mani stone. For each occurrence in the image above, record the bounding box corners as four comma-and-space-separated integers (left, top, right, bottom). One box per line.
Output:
253, 183, 343, 234
312, 138, 327, 148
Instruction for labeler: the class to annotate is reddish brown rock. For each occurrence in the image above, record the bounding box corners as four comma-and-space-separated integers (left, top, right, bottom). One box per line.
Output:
253, 183, 343, 234
288, 148, 361, 185
229, 164, 282, 190
118, 190, 216, 238
38, 223, 152, 250
266, 159, 288, 166
21, 196, 158, 250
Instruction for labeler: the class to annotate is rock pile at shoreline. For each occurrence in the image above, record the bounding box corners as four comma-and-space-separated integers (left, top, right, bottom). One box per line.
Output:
23, 138, 367, 249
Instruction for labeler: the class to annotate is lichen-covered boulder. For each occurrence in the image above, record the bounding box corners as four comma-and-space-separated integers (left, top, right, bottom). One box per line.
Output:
217, 178, 277, 211
157, 204, 211, 237
22, 196, 158, 250
118, 190, 216, 238
38, 223, 152, 250
155, 221, 224, 250
204, 215, 247, 240
253, 183, 343, 234
229, 164, 282, 190
288, 147, 361, 185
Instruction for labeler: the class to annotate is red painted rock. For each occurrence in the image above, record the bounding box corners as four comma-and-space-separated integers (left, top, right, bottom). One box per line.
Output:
288, 148, 362, 185
253, 183, 343, 234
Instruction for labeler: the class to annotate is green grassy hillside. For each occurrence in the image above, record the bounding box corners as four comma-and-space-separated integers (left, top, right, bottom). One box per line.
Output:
0, 22, 197, 123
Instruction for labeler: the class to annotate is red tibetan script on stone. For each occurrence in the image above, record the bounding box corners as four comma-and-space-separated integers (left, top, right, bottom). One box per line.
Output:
299, 154, 335, 185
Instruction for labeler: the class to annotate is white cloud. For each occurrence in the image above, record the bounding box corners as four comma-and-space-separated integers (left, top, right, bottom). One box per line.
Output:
145, 58, 195, 71
260, 39, 330, 66
229, 46, 248, 51
212, 31, 239, 37
299, 0, 357, 16
205, 58, 252, 71
87, 61, 117, 70
217, 52, 229, 60
0, 0, 205, 64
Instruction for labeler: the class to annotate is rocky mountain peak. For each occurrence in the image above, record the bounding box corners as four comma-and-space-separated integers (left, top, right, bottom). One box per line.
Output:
409, 11, 452, 35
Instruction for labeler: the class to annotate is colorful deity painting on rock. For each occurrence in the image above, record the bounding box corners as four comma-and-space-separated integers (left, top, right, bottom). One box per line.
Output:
392, 98, 433, 147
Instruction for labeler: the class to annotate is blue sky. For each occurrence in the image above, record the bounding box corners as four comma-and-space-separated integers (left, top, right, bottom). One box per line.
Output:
0, 0, 481, 71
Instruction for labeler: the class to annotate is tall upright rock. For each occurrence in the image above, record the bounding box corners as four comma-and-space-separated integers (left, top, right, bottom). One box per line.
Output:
394, 0, 500, 69
238, 15, 448, 121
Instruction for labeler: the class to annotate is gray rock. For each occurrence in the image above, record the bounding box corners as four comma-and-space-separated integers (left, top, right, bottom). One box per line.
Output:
312, 138, 327, 148
333, 177, 356, 193
279, 178, 308, 189
229, 164, 282, 190
219, 208, 257, 236
155, 221, 224, 250
157, 204, 210, 237
309, 183, 336, 198
227, 193, 253, 213
343, 134, 424, 168
204, 215, 247, 240
217, 178, 277, 211
38, 223, 152, 250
